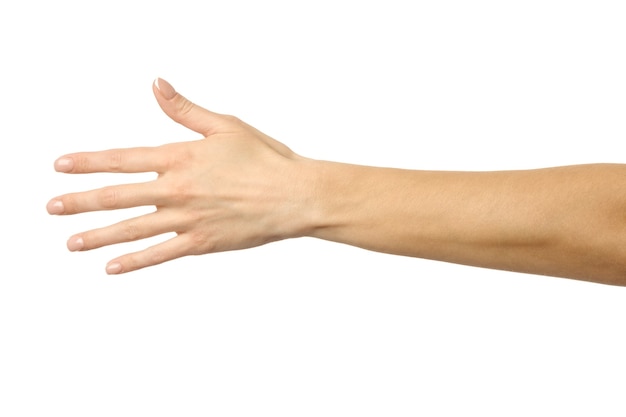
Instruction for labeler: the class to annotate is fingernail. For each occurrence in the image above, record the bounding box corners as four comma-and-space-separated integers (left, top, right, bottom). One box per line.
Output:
106, 262, 123, 275
154, 77, 176, 100
47, 199, 65, 214
67, 236, 84, 251
55, 157, 74, 172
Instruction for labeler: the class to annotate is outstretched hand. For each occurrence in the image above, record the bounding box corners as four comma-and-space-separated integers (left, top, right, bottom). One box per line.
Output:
47, 79, 316, 274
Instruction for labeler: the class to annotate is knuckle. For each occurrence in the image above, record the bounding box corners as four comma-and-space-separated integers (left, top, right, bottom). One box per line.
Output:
98, 186, 119, 209
164, 145, 193, 171
186, 209, 204, 224
166, 180, 194, 204
108, 150, 123, 171
122, 221, 141, 241
177, 98, 196, 117
149, 248, 168, 265
188, 231, 215, 254
222, 114, 242, 125
190, 231, 208, 247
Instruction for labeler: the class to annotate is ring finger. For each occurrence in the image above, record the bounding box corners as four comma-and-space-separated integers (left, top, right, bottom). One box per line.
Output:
67, 210, 179, 251
47, 180, 164, 215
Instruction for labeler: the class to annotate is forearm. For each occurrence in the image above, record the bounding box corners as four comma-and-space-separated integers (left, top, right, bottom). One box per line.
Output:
304, 161, 626, 285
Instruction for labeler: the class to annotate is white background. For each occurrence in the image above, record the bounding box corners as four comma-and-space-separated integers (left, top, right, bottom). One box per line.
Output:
1, 1, 626, 415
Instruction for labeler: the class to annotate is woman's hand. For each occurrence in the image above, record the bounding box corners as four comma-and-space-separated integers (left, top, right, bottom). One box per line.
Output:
47, 79, 316, 274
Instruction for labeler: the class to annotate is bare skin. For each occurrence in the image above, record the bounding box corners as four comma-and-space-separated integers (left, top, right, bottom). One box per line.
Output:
47, 79, 626, 285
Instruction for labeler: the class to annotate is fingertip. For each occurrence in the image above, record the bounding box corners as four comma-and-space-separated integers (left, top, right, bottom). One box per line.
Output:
106, 262, 123, 275
46, 199, 65, 215
54, 157, 74, 173
67, 236, 84, 252
154, 77, 177, 100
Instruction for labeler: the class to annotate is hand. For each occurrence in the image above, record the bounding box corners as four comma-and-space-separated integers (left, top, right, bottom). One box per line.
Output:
47, 79, 315, 274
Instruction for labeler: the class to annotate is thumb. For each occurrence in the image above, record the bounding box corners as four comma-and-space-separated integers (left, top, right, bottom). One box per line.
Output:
153, 78, 223, 136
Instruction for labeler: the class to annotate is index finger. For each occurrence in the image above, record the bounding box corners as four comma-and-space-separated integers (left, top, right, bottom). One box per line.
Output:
54, 146, 168, 174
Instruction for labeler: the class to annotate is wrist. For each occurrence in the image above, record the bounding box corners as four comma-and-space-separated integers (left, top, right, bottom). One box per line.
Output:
296, 159, 366, 243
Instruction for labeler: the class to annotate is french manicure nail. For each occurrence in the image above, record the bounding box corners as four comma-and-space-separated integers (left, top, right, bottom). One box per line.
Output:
154, 77, 176, 100
47, 200, 65, 214
106, 262, 123, 275
55, 157, 74, 172
67, 236, 84, 252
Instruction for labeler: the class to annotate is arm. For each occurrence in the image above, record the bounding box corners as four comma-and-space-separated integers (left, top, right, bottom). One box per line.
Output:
46, 79, 626, 285
310, 161, 626, 285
